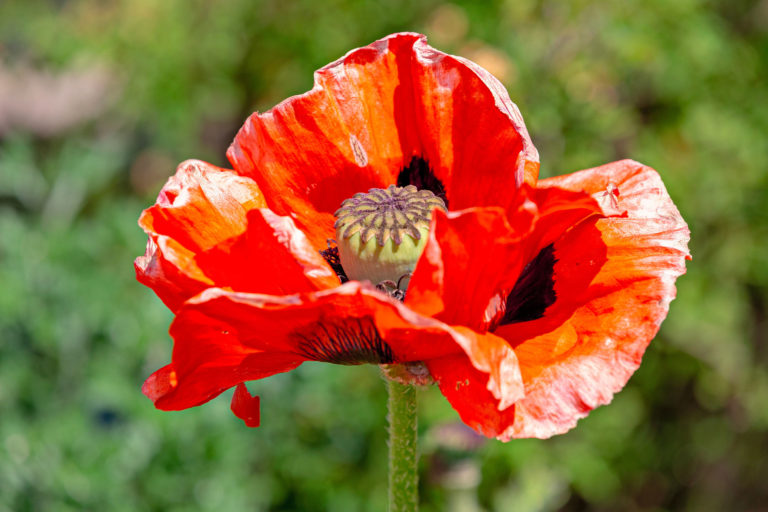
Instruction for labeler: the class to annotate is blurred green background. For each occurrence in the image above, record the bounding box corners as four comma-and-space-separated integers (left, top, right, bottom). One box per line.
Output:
1, 0, 766, 510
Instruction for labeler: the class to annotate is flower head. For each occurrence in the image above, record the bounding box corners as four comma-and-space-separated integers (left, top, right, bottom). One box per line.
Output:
136, 33, 690, 439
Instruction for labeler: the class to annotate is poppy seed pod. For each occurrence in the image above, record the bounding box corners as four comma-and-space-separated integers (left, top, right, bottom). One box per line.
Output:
334, 185, 446, 290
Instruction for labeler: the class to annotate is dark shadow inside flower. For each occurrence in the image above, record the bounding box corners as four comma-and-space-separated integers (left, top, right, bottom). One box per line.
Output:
406, 185, 606, 333
496, 243, 557, 326
319, 240, 349, 284
397, 156, 449, 208
293, 317, 394, 365
493, 220, 608, 344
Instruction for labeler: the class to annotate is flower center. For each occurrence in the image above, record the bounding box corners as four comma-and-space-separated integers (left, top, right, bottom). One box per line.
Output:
334, 185, 446, 292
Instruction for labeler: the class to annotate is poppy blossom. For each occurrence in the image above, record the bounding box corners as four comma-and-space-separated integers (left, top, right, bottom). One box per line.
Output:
136, 33, 690, 439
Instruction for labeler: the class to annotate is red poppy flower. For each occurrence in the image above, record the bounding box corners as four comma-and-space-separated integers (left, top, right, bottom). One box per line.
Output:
136, 33, 690, 439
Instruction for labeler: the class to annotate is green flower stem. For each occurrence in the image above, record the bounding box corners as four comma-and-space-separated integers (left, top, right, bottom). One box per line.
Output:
387, 378, 418, 512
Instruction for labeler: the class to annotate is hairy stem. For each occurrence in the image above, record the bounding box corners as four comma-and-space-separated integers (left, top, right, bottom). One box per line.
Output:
387, 379, 418, 511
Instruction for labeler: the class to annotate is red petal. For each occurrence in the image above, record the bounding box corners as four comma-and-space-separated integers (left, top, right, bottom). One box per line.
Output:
406, 185, 604, 331
231, 383, 260, 428
409, 44, 539, 209
135, 235, 213, 311
139, 159, 265, 253
143, 304, 304, 410
135, 159, 264, 309
145, 282, 483, 412
142, 364, 178, 403
517, 183, 607, 262
427, 329, 523, 438
495, 160, 690, 439
135, 160, 337, 310
406, 206, 532, 329
227, 33, 538, 249
186, 283, 468, 361
195, 208, 339, 294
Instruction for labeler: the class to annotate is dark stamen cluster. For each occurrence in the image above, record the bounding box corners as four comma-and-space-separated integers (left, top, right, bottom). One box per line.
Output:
496, 243, 558, 328
397, 156, 449, 208
334, 185, 446, 246
294, 318, 394, 365
319, 239, 349, 283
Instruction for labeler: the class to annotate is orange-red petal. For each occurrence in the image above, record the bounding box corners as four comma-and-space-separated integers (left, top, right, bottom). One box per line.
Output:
406, 188, 601, 331
135, 235, 213, 312
135, 159, 337, 311
427, 328, 523, 438
142, 317, 303, 412
143, 282, 498, 412
195, 208, 339, 294
494, 160, 690, 439
136, 159, 263, 310
227, 33, 538, 249
138, 160, 266, 252
406, 206, 532, 329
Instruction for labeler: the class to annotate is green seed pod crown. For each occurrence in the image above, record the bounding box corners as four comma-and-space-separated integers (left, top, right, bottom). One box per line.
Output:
334, 185, 447, 288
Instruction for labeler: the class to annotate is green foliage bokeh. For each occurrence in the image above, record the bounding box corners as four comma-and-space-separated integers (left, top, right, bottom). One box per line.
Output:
1, 0, 767, 510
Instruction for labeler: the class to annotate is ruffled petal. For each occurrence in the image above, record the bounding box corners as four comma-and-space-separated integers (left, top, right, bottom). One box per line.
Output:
138, 159, 266, 252
427, 329, 523, 438
494, 160, 690, 439
144, 282, 483, 411
135, 235, 213, 311
407, 40, 539, 209
484, 185, 608, 329
142, 293, 309, 411
227, 32, 537, 249
406, 189, 601, 331
135, 160, 338, 310
515, 183, 610, 263
135, 159, 264, 309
